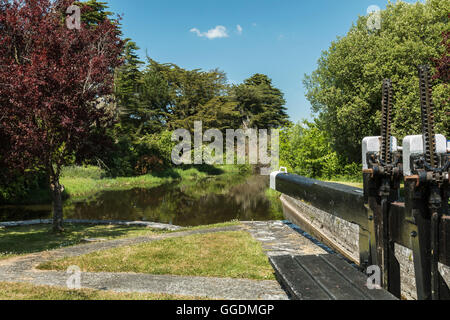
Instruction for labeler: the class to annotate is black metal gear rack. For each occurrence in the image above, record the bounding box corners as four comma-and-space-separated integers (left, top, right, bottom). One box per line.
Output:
364, 67, 450, 300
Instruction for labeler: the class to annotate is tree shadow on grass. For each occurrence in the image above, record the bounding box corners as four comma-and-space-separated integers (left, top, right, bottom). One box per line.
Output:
152, 165, 224, 178
188, 164, 224, 176
151, 168, 183, 179
0, 224, 155, 257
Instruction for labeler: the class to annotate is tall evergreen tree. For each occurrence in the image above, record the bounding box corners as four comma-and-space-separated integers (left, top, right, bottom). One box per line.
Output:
232, 74, 289, 129
134, 59, 171, 134
73, 0, 113, 26
115, 40, 144, 134
144, 59, 231, 131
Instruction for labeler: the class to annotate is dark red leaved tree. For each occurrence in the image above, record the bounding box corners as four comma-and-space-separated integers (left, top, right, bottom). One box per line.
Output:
433, 27, 449, 127
0, 0, 123, 232
433, 30, 449, 83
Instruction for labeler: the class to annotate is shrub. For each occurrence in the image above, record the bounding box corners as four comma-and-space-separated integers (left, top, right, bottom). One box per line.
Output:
0, 170, 50, 205
279, 121, 362, 181
103, 130, 177, 177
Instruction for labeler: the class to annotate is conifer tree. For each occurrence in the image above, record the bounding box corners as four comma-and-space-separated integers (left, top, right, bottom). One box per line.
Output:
233, 74, 289, 129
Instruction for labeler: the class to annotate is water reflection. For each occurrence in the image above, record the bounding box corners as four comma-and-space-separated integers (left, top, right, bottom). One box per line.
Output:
0, 175, 283, 227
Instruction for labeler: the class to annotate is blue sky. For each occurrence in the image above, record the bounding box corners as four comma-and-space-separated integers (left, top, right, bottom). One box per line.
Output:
107, 0, 421, 123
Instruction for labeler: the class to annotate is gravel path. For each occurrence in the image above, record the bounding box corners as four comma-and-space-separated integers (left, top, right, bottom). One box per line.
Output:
1, 271, 287, 300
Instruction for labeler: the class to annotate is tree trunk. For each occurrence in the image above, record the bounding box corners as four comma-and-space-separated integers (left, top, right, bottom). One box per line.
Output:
51, 178, 64, 233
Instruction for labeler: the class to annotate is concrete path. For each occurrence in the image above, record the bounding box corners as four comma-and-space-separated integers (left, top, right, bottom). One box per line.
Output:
1, 271, 286, 300
242, 221, 328, 257
0, 224, 289, 300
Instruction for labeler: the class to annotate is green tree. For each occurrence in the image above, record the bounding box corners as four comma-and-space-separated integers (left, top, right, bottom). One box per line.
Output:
136, 62, 172, 134
145, 59, 231, 131
192, 96, 241, 131
233, 74, 289, 129
74, 0, 113, 26
279, 121, 362, 180
433, 30, 449, 135
280, 121, 338, 179
115, 40, 144, 134
304, 0, 449, 162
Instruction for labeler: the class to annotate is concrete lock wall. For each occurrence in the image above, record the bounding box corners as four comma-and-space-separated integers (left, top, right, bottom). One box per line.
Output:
280, 194, 450, 300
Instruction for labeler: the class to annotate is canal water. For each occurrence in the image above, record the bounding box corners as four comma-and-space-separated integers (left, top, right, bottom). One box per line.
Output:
0, 175, 283, 227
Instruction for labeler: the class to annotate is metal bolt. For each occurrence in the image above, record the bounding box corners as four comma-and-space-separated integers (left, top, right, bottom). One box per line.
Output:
411, 231, 418, 238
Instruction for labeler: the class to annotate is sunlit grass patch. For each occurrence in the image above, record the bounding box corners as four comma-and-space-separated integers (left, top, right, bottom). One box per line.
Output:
62, 175, 169, 198
39, 231, 275, 281
176, 221, 241, 232
0, 282, 202, 300
61, 166, 105, 180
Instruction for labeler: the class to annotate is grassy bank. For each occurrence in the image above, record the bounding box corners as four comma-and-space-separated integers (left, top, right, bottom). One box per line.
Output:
61, 165, 242, 200
0, 165, 245, 205
0, 282, 200, 300
39, 231, 275, 281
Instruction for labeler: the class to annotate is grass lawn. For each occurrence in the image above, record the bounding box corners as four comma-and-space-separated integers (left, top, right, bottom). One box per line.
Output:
0, 224, 161, 261
39, 231, 276, 281
177, 221, 240, 232
0, 282, 200, 300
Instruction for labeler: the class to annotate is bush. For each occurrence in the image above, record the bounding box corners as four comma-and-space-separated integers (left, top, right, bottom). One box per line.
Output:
136, 131, 176, 166
341, 163, 363, 182
103, 130, 177, 177
135, 156, 164, 175
280, 121, 335, 178
0, 169, 50, 205
279, 121, 362, 181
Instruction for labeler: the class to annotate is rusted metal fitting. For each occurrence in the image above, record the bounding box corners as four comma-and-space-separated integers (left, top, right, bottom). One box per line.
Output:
362, 168, 374, 178
405, 175, 420, 187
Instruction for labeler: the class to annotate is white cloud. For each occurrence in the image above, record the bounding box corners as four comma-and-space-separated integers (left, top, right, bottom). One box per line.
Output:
236, 24, 243, 35
190, 26, 229, 40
